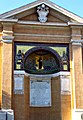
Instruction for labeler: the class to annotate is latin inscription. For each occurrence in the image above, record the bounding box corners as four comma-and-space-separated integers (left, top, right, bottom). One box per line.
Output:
30, 80, 51, 107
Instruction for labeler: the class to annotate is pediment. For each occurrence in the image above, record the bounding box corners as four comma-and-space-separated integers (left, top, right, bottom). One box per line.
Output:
0, 0, 83, 23
18, 8, 68, 23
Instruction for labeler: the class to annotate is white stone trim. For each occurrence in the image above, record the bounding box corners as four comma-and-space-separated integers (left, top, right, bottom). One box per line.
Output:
2, 35, 14, 40
14, 70, 25, 75
68, 22, 83, 26
72, 43, 82, 46
3, 30, 13, 34
25, 71, 70, 77
2, 40, 13, 43
70, 39, 83, 45
71, 39, 83, 43
0, 18, 18, 22
14, 70, 70, 76
73, 109, 83, 112
18, 21, 68, 26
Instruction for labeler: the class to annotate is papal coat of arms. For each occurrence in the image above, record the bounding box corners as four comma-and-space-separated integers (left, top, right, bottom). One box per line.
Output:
37, 4, 49, 23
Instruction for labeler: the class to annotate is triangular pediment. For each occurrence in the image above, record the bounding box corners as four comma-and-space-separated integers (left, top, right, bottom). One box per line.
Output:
0, 0, 83, 23
18, 7, 68, 23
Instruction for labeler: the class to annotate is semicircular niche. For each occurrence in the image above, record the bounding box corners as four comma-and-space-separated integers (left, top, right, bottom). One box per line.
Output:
24, 47, 62, 74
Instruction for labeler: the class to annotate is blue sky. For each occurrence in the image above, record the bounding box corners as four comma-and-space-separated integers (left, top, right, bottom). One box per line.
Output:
0, 0, 83, 18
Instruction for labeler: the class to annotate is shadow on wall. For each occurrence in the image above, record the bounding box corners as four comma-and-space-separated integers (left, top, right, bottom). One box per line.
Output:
2, 91, 11, 109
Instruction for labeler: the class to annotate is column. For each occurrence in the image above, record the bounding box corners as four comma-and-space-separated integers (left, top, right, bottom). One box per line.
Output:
2, 23, 14, 109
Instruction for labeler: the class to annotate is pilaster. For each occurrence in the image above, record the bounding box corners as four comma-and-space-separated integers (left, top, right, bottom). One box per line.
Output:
0, 42, 2, 109
2, 22, 14, 109
71, 26, 83, 109
71, 26, 82, 40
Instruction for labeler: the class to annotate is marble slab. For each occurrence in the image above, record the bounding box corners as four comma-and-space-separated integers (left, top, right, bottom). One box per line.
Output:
14, 75, 24, 94
0, 111, 6, 120
30, 80, 51, 107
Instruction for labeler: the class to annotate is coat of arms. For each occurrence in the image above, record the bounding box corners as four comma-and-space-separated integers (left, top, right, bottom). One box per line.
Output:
37, 4, 49, 23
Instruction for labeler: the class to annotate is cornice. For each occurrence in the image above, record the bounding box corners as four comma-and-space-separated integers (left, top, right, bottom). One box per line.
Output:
68, 22, 83, 27
17, 21, 68, 26
0, 19, 18, 23
0, 19, 83, 27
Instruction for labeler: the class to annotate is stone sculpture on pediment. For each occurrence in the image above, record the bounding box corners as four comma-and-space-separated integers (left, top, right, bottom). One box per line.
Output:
37, 4, 49, 23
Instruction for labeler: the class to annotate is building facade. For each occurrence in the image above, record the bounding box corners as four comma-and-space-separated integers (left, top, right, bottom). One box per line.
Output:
0, 0, 83, 120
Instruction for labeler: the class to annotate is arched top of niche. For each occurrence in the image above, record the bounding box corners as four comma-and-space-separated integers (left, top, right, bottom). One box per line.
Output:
24, 46, 63, 74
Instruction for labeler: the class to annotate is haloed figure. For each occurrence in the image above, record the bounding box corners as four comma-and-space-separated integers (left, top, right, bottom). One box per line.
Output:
38, 57, 43, 69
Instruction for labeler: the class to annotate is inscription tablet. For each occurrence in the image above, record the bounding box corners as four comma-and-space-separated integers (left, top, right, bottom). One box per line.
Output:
30, 80, 51, 107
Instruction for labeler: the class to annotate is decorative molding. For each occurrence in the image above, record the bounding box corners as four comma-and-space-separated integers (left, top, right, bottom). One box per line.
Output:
2, 35, 14, 40
18, 20, 68, 26
68, 22, 83, 26
70, 39, 83, 45
2, 40, 13, 43
24, 71, 70, 77
14, 70, 70, 77
2, 35, 14, 43
14, 33, 70, 38
71, 34, 82, 37
50, 9, 69, 22
3, 30, 13, 34
72, 43, 82, 46
14, 70, 25, 75
0, 18, 18, 23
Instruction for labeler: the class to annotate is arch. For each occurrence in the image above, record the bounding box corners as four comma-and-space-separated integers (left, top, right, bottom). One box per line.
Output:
24, 46, 63, 74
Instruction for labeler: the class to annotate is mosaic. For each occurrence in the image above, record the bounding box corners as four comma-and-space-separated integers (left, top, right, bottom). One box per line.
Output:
14, 42, 69, 74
